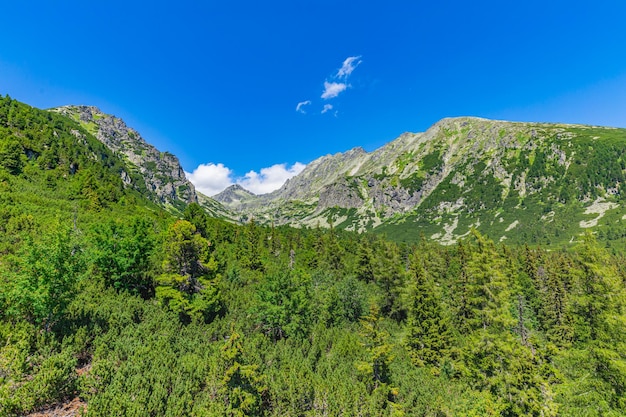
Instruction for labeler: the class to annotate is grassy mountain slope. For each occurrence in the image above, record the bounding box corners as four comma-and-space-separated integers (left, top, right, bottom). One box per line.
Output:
219, 117, 626, 248
0, 96, 168, 248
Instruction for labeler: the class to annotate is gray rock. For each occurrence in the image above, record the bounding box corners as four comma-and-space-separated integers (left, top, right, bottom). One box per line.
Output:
53, 105, 197, 209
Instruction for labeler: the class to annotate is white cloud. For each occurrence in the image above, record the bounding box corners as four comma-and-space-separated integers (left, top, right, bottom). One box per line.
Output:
336, 56, 362, 78
321, 81, 348, 99
238, 162, 306, 195
296, 56, 362, 112
185, 163, 233, 196
296, 100, 311, 114
186, 161, 307, 196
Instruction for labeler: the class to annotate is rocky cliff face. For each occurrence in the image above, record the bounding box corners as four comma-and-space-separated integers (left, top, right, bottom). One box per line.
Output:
218, 117, 626, 246
53, 105, 198, 211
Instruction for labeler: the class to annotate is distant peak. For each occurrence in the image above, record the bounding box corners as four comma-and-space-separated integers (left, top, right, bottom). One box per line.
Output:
216, 184, 256, 197
227, 184, 254, 193
348, 146, 367, 155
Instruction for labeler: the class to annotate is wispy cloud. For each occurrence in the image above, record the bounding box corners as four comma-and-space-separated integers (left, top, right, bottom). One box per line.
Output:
336, 56, 362, 79
321, 81, 348, 99
297, 55, 362, 114
296, 100, 311, 114
186, 162, 307, 196
185, 163, 233, 196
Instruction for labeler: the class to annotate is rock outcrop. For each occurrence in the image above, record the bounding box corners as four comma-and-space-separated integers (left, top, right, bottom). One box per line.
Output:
53, 105, 197, 211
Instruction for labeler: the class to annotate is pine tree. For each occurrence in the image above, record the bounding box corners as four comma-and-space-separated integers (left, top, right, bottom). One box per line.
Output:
558, 232, 626, 414
240, 218, 264, 271
155, 220, 221, 323
459, 231, 558, 416
219, 330, 268, 417
374, 240, 406, 320
404, 253, 450, 368
355, 238, 375, 283
356, 303, 394, 390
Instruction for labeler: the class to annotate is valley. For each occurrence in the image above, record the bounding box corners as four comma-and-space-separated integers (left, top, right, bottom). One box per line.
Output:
1, 95, 626, 416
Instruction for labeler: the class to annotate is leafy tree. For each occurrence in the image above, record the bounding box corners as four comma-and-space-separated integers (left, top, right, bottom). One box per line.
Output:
92, 216, 156, 297
4, 226, 85, 332
0, 136, 24, 174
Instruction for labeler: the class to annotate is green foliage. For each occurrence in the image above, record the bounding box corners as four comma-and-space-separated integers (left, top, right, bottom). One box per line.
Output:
0, 321, 78, 415
555, 232, 626, 415
0, 135, 25, 174
218, 330, 268, 416
155, 220, 222, 323
4, 96, 626, 416
3, 226, 85, 331
404, 251, 450, 368
92, 216, 156, 297
252, 269, 311, 341
356, 304, 394, 390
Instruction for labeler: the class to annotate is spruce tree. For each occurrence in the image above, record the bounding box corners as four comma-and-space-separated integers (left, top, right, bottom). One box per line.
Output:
404, 252, 450, 368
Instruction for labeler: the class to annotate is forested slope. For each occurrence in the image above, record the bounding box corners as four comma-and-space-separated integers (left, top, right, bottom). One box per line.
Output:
1, 96, 626, 416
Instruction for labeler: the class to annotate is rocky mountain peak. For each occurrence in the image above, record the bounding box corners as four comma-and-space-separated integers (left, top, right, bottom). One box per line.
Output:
213, 184, 257, 210
52, 105, 198, 211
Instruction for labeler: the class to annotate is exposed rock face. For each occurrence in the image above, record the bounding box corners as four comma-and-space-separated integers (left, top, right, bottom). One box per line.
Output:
53, 106, 197, 210
318, 180, 364, 210
45, 105, 626, 244
213, 184, 256, 207
216, 116, 626, 244
270, 147, 368, 202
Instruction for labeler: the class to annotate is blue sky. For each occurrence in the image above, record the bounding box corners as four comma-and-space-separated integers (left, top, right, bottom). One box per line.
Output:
2, 1, 626, 195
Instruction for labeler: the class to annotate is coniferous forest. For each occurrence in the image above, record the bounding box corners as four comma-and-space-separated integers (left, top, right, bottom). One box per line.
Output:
2, 96, 626, 416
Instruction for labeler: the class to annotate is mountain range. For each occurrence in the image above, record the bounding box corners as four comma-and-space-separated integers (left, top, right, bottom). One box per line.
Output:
214, 116, 626, 247
16, 98, 626, 247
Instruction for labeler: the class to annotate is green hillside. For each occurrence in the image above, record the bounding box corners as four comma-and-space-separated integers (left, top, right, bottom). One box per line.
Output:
0, 97, 167, 241
375, 121, 626, 248
2, 96, 626, 416
217, 117, 626, 250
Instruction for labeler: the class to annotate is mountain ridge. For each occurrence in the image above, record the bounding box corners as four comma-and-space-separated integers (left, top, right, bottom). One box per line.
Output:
52, 105, 199, 213
216, 116, 626, 246
28, 100, 626, 247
